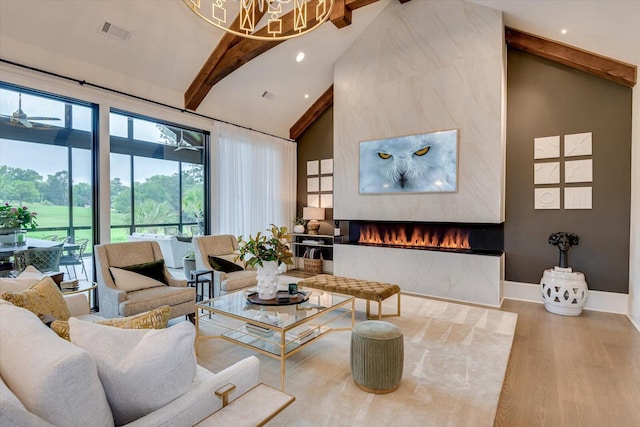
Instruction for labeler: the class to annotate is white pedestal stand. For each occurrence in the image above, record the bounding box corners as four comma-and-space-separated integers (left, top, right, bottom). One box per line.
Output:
540, 267, 588, 316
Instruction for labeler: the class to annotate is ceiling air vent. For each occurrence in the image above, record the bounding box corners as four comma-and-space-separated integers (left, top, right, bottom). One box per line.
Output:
261, 91, 276, 100
99, 21, 132, 42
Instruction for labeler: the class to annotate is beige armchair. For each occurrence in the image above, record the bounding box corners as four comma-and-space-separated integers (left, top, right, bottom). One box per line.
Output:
193, 235, 258, 296
94, 241, 196, 320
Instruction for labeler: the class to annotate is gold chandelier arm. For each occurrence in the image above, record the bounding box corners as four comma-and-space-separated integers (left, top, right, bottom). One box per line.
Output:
183, 0, 335, 41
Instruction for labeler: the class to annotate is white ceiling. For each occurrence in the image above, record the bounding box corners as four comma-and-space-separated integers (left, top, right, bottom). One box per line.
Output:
0, 0, 638, 139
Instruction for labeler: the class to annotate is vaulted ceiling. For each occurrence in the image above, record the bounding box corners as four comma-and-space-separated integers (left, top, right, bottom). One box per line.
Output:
0, 1, 638, 139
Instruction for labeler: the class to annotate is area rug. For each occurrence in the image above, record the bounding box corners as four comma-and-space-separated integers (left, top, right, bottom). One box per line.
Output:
195, 292, 517, 426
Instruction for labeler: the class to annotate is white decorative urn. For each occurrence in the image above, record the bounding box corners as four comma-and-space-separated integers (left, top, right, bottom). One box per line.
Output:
540, 267, 588, 316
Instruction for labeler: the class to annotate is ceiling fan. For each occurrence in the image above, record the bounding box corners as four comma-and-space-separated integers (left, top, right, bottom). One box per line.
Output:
0, 94, 61, 128
172, 129, 204, 152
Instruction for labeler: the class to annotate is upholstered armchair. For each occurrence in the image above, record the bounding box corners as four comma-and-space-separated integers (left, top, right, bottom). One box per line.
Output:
94, 241, 196, 319
193, 235, 258, 296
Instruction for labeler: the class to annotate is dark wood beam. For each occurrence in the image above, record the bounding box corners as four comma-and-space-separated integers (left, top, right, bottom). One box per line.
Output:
505, 27, 637, 88
185, 0, 388, 111
290, 85, 334, 140
185, 6, 268, 111
331, 0, 352, 29
346, 0, 380, 9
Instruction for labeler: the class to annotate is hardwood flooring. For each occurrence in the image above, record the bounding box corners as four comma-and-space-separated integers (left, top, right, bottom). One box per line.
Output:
495, 300, 640, 427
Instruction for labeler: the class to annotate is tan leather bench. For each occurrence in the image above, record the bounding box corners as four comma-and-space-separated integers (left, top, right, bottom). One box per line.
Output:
298, 274, 401, 320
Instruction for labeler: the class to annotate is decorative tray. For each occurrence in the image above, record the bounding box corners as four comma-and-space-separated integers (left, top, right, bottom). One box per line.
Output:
246, 290, 310, 306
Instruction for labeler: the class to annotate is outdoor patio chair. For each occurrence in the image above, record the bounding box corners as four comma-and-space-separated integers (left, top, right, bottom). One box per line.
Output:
13, 245, 64, 275
58, 238, 89, 280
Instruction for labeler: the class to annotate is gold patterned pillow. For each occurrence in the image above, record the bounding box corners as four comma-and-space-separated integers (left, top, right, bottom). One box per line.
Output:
1, 276, 71, 321
51, 305, 171, 340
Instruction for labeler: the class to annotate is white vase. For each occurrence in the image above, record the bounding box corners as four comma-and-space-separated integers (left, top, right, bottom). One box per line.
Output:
0, 228, 18, 246
293, 224, 305, 234
256, 260, 279, 300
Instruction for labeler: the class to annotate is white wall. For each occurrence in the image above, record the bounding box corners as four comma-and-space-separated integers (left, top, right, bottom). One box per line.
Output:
333, 0, 505, 223
629, 85, 640, 328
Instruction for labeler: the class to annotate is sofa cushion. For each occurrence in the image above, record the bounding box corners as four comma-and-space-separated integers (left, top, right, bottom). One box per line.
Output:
110, 266, 166, 292
119, 285, 195, 317
0, 301, 113, 427
0, 266, 45, 294
51, 305, 171, 340
1, 276, 71, 321
120, 259, 168, 284
208, 255, 244, 273
221, 270, 259, 292
69, 318, 197, 426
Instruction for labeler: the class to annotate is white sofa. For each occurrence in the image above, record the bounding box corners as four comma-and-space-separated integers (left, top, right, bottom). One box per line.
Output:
0, 296, 260, 427
128, 233, 194, 268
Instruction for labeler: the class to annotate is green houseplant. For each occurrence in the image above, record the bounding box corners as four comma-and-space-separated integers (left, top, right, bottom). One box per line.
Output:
236, 224, 293, 300
0, 203, 38, 245
0, 203, 38, 230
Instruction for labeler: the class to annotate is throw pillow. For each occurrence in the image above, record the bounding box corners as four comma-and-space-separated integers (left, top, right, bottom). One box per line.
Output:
1, 276, 71, 321
0, 265, 45, 294
68, 318, 197, 426
109, 267, 166, 292
51, 305, 171, 340
119, 259, 168, 284
208, 255, 244, 273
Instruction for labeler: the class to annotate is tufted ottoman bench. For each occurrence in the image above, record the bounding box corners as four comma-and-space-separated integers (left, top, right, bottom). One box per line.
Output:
350, 320, 404, 393
298, 274, 400, 320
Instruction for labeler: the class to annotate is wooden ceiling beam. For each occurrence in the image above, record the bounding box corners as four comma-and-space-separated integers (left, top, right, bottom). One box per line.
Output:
505, 27, 637, 88
290, 85, 334, 140
184, 6, 268, 111
185, 0, 405, 111
331, 0, 352, 29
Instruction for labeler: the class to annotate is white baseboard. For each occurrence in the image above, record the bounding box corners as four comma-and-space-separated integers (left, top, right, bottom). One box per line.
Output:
502, 280, 629, 315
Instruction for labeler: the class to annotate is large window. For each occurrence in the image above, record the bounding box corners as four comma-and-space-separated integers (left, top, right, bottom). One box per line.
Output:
109, 111, 207, 242
0, 84, 96, 252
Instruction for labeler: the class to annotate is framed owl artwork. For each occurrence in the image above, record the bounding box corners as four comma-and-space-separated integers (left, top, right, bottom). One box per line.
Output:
359, 129, 459, 194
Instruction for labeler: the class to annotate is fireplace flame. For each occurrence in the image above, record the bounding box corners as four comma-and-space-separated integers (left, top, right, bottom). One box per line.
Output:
358, 224, 470, 250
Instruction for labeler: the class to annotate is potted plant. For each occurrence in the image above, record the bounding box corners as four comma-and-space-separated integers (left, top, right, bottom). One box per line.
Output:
0, 203, 38, 246
236, 224, 293, 299
293, 217, 306, 234
183, 250, 196, 279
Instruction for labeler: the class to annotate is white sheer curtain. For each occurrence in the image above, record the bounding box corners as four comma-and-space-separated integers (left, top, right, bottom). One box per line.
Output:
211, 121, 297, 237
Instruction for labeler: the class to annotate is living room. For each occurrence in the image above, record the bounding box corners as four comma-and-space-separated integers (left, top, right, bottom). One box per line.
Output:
1, 0, 639, 426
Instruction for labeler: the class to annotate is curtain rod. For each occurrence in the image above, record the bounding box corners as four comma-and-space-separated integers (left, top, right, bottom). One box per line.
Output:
0, 58, 293, 142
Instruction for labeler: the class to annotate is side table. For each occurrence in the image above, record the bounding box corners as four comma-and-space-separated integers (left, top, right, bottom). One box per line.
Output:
61, 280, 97, 311
188, 269, 214, 302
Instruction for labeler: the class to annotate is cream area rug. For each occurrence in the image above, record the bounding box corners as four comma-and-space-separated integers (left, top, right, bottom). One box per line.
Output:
195, 292, 517, 427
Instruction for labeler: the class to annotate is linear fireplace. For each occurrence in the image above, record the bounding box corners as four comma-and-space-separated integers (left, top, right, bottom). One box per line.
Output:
343, 220, 503, 256
333, 220, 505, 306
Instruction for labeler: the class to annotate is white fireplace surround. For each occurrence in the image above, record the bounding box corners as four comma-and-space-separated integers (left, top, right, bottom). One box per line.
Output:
332, 1, 506, 306
334, 244, 503, 307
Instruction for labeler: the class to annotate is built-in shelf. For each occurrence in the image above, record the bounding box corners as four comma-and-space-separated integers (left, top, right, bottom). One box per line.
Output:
289, 233, 337, 273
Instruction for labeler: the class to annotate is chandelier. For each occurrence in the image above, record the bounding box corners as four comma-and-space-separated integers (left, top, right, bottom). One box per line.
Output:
183, 0, 335, 41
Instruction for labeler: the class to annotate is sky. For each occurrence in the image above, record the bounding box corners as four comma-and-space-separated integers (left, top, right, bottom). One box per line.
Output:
0, 88, 192, 184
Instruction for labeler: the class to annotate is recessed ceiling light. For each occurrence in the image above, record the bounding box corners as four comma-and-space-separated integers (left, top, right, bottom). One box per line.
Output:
304, 94, 309, 99
561, 29, 568, 34
296, 52, 305, 62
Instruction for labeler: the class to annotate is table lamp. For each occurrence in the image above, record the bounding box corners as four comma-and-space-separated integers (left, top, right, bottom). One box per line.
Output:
303, 207, 325, 235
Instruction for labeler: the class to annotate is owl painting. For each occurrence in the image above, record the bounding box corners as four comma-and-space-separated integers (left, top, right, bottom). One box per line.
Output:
359, 129, 458, 193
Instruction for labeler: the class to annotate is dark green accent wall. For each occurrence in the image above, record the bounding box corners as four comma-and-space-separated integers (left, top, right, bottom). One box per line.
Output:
505, 48, 632, 293
296, 105, 334, 235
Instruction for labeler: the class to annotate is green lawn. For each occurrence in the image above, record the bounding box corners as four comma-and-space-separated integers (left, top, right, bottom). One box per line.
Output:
24, 204, 132, 250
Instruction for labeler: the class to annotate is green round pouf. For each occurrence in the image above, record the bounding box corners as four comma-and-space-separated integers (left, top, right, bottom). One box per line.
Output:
350, 320, 404, 394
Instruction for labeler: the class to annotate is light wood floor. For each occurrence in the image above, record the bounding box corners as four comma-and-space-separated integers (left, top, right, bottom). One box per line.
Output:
495, 300, 640, 427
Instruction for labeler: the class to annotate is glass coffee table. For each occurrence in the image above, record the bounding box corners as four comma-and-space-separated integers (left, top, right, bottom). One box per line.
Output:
195, 288, 355, 391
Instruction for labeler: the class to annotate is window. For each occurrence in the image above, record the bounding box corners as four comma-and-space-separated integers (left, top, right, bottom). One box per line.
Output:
108, 111, 208, 241
0, 83, 97, 252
